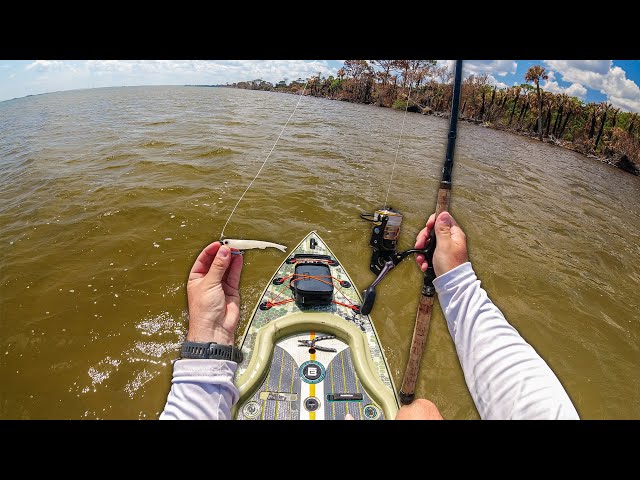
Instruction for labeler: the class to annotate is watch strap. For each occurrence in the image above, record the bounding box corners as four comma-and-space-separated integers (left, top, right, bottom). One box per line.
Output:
180, 341, 243, 363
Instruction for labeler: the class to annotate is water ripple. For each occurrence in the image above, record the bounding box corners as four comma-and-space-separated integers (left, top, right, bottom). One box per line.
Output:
0, 86, 638, 419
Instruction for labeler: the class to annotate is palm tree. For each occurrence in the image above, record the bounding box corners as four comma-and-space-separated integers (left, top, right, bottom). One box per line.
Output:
558, 97, 581, 139
587, 103, 598, 139
544, 95, 555, 137
595, 102, 611, 151
552, 94, 569, 137
629, 113, 637, 135
525, 65, 549, 141
508, 86, 522, 126
607, 107, 620, 140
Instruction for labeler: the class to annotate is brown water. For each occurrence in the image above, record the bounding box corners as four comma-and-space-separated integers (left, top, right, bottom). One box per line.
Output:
1, 86, 639, 419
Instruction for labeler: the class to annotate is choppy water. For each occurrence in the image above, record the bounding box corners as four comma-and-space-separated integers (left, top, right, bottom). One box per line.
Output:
1, 86, 638, 419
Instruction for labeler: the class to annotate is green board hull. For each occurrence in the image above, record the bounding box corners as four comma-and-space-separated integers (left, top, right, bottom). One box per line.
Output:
233, 231, 399, 420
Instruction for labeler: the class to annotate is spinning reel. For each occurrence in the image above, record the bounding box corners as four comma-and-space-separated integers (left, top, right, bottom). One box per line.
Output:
359, 208, 432, 315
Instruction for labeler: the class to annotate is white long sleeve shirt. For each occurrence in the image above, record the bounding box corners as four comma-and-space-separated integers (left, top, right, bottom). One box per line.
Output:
160, 262, 579, 420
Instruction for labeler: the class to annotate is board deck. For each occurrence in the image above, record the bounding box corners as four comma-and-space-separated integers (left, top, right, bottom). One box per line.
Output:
234, 231, 399, 420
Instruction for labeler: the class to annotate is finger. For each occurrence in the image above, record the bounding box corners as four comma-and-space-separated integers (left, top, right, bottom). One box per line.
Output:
446, 214, 464, 239
344, 413, 354, 420
435, 211, 454, 238
415, 214, 436, 249
449, 224, 466, 243
426, 213, 436, 231
189, 242, 221, 280
415, 254, 429, 272
437, 212, 466, 247
395, 399, 444, 420
442, 211, 460, 228
204, 245, 232, 284
222, 251, 244, 291
415, 226, 428, 249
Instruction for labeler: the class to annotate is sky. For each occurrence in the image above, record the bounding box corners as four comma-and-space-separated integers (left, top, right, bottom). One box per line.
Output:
1, 60, 640, 113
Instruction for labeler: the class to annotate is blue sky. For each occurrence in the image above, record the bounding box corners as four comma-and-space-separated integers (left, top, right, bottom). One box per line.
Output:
1, 60, 639, 113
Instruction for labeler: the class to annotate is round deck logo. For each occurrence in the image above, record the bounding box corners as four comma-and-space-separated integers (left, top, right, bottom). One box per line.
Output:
242, 401, 261, 419
363, 404, 380, 420
304, 397, 320, 412
300, 360, 326, 384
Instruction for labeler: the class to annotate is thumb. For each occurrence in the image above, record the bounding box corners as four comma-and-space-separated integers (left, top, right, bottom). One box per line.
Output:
205, 245, 232, 284
434, 211, 453, 240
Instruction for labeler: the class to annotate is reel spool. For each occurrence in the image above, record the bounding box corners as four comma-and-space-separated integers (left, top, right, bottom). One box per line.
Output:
359, 207, 428, 315
361, 208, 403, 274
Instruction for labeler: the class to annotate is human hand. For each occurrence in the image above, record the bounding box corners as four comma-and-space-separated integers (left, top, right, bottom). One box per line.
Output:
415, 211, 468, 277
186, 242, 243, 345
395, 399, 444, 420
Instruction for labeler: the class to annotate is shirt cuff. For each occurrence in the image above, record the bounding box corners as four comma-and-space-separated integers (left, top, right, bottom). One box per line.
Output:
432, 261, 475, 294
171, 359, 238, 384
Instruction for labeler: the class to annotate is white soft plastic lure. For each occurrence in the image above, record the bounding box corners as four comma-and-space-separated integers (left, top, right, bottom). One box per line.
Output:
221, 239, 287, 253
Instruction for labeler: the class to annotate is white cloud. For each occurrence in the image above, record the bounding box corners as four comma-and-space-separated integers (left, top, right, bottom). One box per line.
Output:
542, 76, 588, 99
26, 60, 66, 71
81, 60, 335, 84
2, 60, 339, 102
487, 74, 508, 89
563, 83, 588, 98
436, 60, 517, 85
465, 60, 517, 77
602, 66, 640, 112
546, 60, 610, 78
544, 60, 640, 113
436, 60, 456, 72
23, 60, 335, 83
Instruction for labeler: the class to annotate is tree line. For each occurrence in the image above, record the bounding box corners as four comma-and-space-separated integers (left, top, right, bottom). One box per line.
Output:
228, 61, 640, 175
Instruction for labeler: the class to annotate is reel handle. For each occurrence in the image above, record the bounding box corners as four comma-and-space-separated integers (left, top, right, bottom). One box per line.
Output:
360, 260, 394, 315
360, 247, 429, 316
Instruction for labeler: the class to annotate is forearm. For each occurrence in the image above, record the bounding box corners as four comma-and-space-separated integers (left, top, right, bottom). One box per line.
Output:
434, 262, 579, 420
160, 359, 240, 420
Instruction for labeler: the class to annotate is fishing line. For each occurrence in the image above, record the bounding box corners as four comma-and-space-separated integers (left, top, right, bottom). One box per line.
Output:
383, 83, 413, 209
220, 81, 308, 239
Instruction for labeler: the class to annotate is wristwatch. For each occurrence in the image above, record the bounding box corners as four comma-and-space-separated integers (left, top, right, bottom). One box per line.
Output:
180, 341, 243, 363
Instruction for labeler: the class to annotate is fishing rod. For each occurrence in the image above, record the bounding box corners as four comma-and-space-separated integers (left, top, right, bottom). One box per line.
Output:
398, 59, 463, 404
359, 60, 463, 405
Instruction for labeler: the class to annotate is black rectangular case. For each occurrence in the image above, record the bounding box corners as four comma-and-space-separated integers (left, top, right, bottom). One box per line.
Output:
291, 262, 333, 306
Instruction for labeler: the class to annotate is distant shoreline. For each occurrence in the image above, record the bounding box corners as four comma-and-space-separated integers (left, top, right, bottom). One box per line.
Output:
0, 84, 227, 104
227, 64, 640, 178
230, 86, 640, 177
282, 87, 637, 174
3, 82, 637, 177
